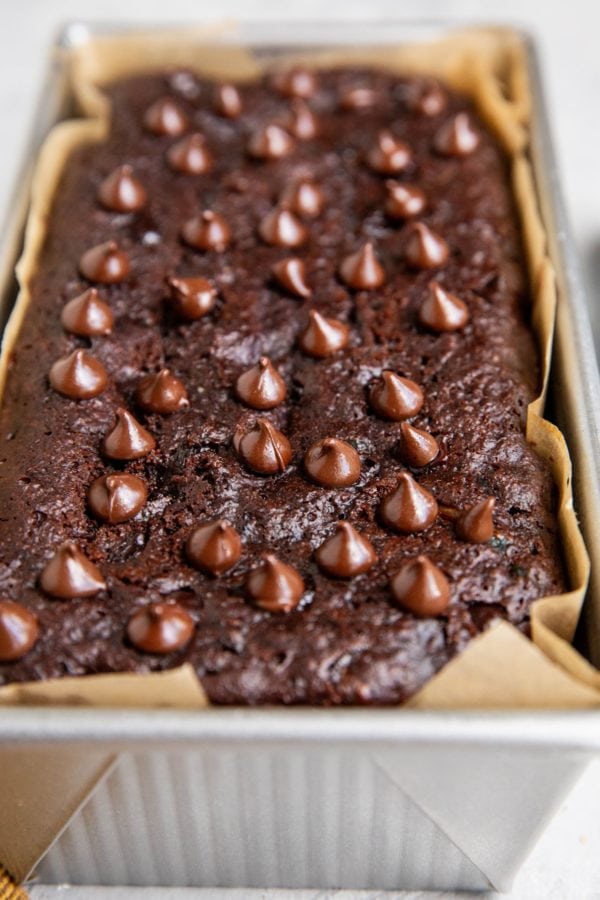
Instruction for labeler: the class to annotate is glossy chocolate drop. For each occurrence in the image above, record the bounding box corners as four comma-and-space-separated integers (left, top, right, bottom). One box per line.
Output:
102, 408, 156, 461
40, 542, 106, 599
456, 497, 495, 543
280, 178, 324, 218
79, 240, 130, 283
399, 422, 440, 468
0, 601, 39, 661
419, 282, 469, 332
235, 357, 286, 410
167, 275, 217, 320
259, 207, 307, 247
214, 83, 242, 118
435, 112, 480, 156
298, 310, 349, 358
144, 97, 188, 136
49, 349, 108, 400
286, 100, 318, 139
339, 86, 377, 110
304, 438, 361, 488
405, 223, 449, 270
61, 289, 113, 337
235, 419, 292, 475
380, 471, 438, 533
186, 519, 242, 575
182, 210, 231, 252
137, 369, 189, 414
407, 80, 447, 117
246, 554, 304, 613
366, 130, 412, 175
340, 242, 385, 290
97, 165, 147, 212
390, 556, 450, 616
272, 67, 317, 99
88, 473, 148, 524
248, 124, 294, 160
272, 257, 311, 298
385, 181, 426, 219
369, 372, 424, 421
167, 133, 213, 174
127, 602, 194, 654
315, 521, 377, 578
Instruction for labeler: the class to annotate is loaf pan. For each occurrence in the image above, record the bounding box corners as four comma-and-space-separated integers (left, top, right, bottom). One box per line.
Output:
0, 19, 599, 894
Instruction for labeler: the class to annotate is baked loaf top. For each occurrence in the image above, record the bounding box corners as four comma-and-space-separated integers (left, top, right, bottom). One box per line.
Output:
0, 66, 564, 703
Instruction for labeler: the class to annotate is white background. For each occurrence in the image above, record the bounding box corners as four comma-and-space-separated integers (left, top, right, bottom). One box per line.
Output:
2, 1, 599, 898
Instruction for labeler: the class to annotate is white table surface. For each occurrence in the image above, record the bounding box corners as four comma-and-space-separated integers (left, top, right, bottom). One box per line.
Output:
3, 1, 600, 898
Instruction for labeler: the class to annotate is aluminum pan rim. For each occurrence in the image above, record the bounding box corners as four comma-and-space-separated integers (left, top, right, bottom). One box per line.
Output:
0, 707, 599, 751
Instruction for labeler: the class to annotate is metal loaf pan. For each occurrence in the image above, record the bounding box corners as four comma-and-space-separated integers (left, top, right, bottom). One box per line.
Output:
1, 19, 600, 895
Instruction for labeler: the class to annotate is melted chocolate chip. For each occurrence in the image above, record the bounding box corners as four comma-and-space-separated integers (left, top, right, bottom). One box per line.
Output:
385, 181, 426, 219
390, 556, 450, 616
398, 423, 440, 468
60, 288, 113, 337
0, 601, 39, 662
79, 240, 130, 283
214, 83, 242, 118
298, 310, 349, 358
369, 372, 424, 421
245, 554, 304, 612
186, 519, 242, 575
304, 438, 361, 488
182, 210, 231, 251
234, 419, 292, 475
407, 80, 447, 117
339, 86, 377, 110
456, 497, 495, 543
49, 349, 108, 400
286, 100, 319, 140
40, 542, 106, 599
248, 124, 294, 160
380, 471, 438, 533
127, 602, 194, 654
340, 242, 385, 290
435, 112, 480, 156
259, 207, 307, 247
88, 473, 148, 524
136, 369, 189, 414
419, 282, 469, 332
405, 224, 449, 270
280, 178, 324, 218
366, 130, 412, 175
272, 257, 311, 298
272, 67, 317, 99
167, 275, 217, 320
97, 165, 147, 212
315, 521, 377, 577
102, 408, 156, 461
144, 97, 188, 136
167, 133, 213, 175
235, 357, 287, 410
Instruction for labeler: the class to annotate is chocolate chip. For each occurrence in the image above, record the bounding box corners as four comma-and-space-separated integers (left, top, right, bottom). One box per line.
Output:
40, 543, 106, 599
246, 554, 304, 612
315, 521, 376, 577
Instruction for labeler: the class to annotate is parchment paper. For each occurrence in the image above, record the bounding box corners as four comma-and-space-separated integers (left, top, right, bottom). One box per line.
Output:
0, 26, 596, 711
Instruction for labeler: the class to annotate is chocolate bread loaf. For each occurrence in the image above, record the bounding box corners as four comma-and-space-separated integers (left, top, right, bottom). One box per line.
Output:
0, 66, 564, 703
